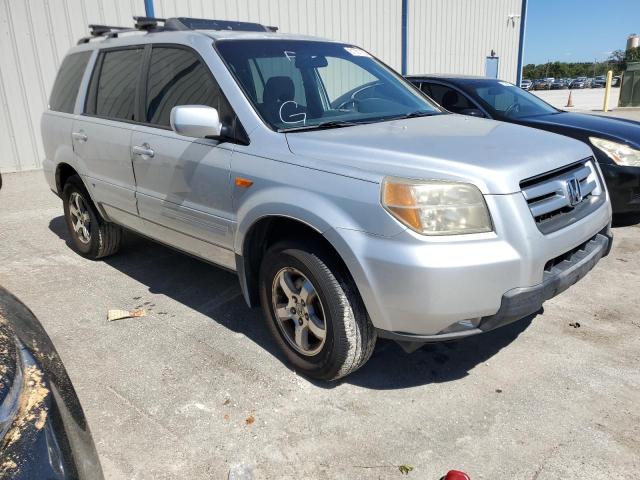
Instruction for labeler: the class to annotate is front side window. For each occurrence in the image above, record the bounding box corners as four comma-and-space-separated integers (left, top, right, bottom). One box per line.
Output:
217, 40, 440, 131
49, 51, 91, 113
145, 47, 233, 128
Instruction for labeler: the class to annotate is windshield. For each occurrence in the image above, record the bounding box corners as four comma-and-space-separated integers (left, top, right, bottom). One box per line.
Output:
465, 80, 559, 119
216, 39, 440, 131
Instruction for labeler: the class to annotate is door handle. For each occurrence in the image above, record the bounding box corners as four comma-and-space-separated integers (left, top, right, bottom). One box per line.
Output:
132, 144, 155, 158
72, 131, 87, 142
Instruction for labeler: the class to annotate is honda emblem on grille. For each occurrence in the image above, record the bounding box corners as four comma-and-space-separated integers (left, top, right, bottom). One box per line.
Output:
566, 177, 582, 206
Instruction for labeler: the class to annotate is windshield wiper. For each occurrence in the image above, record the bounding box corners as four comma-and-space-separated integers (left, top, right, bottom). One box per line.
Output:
282, 120, 363, 132
282, 112, 438, 132
389, 110, 440, 120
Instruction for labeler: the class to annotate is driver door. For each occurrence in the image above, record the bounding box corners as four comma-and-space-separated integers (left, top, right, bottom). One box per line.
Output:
131, 45, 236, 264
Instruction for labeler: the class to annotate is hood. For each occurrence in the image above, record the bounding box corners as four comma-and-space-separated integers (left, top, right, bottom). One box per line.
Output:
523, 112, 640, 147
285, 114, 594, 194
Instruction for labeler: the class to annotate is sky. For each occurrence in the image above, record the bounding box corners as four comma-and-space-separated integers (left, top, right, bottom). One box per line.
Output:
524, 0, 640, 65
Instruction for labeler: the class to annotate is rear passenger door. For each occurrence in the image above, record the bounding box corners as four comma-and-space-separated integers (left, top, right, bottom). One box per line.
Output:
74, 46, 145, 224
130, 45, 235, 261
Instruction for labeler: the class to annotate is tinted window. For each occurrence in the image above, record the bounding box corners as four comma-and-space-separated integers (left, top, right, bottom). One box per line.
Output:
421, 83, 475, 113
92, 48, 143, 120
145, 47, 230, 127
49, 52, 91, 113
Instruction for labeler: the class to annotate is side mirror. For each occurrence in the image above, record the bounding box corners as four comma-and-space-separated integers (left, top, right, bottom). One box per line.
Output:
459, 108, 485, 118
170, 105, 223, 138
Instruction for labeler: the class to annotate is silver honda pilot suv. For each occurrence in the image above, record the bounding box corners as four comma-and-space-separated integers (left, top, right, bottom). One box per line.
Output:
41, 17, 612, 380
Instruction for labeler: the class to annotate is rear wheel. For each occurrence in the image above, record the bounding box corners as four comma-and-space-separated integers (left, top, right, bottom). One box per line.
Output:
62, 175, 122, 259
259, 241, 376, 380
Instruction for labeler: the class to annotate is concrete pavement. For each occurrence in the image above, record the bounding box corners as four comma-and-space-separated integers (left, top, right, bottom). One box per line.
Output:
0, 171, 639, 479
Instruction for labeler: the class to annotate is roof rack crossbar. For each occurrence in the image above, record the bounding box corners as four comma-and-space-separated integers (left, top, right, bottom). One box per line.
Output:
77, 16, 278, 44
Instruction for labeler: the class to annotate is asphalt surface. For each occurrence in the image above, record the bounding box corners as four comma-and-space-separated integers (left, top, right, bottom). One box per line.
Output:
0, 169, 639, 479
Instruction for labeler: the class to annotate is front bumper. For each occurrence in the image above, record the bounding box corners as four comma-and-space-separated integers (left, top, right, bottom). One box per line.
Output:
378, 229, 612, 349
600, 163, 640, 214
325, 192, 612, 338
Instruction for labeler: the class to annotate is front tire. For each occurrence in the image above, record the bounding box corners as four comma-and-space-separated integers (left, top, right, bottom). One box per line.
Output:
259, 241, 376, 381
62, 175, 122, 259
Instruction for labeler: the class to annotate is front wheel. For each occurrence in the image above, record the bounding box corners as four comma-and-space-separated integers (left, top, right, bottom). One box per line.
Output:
259, 242, 376, 381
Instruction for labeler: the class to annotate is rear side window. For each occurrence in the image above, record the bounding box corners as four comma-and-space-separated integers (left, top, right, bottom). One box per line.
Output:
145, 47, 232, 128
87, 48, 144, 121
49, 51, 91, 113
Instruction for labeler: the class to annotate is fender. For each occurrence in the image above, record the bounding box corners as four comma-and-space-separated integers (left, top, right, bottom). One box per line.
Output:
234, 182, 404, 255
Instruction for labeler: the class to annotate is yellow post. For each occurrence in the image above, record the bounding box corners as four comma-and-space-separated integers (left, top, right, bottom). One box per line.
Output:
603, 70, 613, 112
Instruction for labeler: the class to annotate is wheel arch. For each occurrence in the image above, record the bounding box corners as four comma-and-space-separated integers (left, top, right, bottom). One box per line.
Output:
55, 162, 79, 195
236, 215, 361, 309
55, 163, 109, 221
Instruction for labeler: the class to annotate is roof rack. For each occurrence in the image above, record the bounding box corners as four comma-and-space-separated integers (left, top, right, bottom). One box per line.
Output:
77, 16, 278, 44
164, 17, 274, 32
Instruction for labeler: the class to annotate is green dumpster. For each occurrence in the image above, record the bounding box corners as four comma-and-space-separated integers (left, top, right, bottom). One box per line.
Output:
619, 62, 640, 107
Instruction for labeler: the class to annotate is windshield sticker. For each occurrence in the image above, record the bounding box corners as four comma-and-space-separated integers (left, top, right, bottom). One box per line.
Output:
498, 81, 515, 87
279, 101, 307, 125
344, 47, 371, 57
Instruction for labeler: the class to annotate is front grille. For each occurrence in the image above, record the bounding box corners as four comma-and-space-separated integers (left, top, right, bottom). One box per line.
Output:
520, 158, 605, 234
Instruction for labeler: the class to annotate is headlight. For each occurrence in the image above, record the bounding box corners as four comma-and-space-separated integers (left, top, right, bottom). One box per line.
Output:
589, 137, 640, 167
381, 177, 492, 235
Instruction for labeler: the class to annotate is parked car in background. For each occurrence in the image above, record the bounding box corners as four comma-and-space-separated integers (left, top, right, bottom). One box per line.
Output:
407, 75, 640, 217
0, 197, 103, 478
592, 76, 606, 88
612, 76, 621, 87
42, 17, 613, 380
532, 79, 551, 90
550, 79, 569, 90
570, 79, 587, 89
520, 79, 532, 90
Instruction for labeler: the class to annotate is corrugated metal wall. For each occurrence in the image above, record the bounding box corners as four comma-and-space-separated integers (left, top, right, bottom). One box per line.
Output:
0, 0, 522, 173
407, 0, 522, 82
0, 0, 146, 173
153, 0, 402, 69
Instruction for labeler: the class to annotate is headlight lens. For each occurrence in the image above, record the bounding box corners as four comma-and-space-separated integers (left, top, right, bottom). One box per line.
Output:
381, 177, 492, 235
589, 137, 640, 167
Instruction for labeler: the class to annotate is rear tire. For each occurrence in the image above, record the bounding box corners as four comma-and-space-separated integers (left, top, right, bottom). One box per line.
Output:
62, 175, 122, 259
259, 241, 376, 381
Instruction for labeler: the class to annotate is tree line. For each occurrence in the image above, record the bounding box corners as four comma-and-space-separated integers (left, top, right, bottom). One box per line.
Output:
523, 47, 640, 79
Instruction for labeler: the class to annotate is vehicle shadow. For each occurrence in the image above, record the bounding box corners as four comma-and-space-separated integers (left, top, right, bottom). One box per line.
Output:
612, 212, 640, 228
49, 216, 535, 390
345, 316, 534, 390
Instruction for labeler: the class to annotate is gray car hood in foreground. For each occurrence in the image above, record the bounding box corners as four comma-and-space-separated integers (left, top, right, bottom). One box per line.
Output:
286, 114, 595, 194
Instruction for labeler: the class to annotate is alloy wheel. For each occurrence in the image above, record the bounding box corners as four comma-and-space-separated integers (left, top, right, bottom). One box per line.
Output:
68, 192, 91, 244
271, 267, 327, 356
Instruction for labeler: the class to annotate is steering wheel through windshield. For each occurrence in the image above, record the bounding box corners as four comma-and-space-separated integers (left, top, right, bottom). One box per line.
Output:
504, 102, 521, 118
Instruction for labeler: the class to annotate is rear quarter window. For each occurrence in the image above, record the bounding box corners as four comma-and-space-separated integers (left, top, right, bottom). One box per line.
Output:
86, 48, 144, 121
49, 51, 92, 113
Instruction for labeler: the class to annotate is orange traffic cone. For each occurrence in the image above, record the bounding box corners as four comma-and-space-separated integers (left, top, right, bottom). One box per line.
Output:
565, 91, 574, 108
